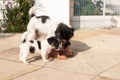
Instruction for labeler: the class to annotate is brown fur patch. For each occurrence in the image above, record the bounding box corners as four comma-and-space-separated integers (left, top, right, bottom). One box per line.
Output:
35, 29, 41, 40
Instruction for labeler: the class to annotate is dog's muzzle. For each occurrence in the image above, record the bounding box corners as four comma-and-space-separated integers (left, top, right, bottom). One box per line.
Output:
56, 44, 62, 51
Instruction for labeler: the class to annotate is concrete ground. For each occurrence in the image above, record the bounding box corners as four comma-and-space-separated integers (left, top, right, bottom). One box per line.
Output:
0, 28, 120, 80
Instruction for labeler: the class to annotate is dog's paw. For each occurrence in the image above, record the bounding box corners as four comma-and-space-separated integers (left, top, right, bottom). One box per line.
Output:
23, 60, 30, 64
24, 62, 30, 64
43, 59, 49, 62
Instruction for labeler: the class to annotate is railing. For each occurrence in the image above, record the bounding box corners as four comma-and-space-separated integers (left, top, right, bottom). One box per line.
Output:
73, 0, 120, 16
70, 0, 120, 29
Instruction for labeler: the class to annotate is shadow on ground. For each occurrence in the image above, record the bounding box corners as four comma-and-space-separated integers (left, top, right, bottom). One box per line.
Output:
25, 40, 92, 63
27, 55, 42, 63
70, 40, 91, 57
26, 40, 92, 63
0, 33, 15, 39
0, 40, 91, 63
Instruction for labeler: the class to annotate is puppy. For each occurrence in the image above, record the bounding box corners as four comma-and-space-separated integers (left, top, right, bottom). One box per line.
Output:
19, 36, 60, 64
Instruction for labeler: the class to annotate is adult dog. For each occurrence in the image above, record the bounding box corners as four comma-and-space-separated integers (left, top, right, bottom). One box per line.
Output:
25, 14, 74, 48
20, 32, 61, 64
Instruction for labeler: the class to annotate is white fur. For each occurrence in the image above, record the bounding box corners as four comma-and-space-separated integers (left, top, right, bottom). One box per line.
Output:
20, 38, 54, 64
21, 31, 35, 42
26, 15, 71, 40
29, 6, 48, 17
20, 31, 56, 64
28, 5, 71, 39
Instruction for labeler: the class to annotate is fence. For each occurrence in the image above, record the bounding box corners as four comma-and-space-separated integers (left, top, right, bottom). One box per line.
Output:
70, 0, 120, 29
1, 0, 120, 29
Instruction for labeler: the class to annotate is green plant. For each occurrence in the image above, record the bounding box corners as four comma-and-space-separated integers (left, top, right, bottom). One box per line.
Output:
2, 0, 34, 33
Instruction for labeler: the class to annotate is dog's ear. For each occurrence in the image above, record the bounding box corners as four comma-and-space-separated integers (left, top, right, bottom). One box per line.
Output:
47, 37, 54, 45
71, 28, 74, 33
71, 28, 74, 36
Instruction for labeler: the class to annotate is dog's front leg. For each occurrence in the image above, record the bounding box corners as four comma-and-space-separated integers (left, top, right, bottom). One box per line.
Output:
41, 50, 49, 62
22, 51, 29, 64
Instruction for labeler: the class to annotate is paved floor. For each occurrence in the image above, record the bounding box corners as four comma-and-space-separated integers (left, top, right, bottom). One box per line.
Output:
0, 28, 120, 80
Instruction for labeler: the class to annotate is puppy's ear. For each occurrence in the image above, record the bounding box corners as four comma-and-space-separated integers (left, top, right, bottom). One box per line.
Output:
47, 37, 54, 45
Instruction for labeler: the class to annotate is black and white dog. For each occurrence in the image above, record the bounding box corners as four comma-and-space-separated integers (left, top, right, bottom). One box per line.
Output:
25, 14, 74, 48
20, 34, 61, 64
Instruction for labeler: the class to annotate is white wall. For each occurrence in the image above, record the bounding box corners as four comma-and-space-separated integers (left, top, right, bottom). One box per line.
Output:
35, 0, 70, 24
71, 16, 113, 29
0, 0, 70, 25
70, 0, 120, 29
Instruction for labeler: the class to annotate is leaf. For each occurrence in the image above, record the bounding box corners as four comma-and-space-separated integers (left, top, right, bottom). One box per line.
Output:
2, 0, 34, 32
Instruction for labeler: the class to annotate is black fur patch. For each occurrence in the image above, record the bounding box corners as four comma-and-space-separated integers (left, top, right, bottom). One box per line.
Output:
23, 39, 26, 43
30, 40, 34, 43
55, 23, 74, 41
36, 15, 50, 23
29, 46, 35, 53
37, 41, 41, 49
55, 23, 74, 48
62, 41, 71, 48
31, 14, 35, 18
47, 36, 60, 49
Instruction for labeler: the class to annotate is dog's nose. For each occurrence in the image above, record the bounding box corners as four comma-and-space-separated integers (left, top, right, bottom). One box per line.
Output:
55, 46, 61, 51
